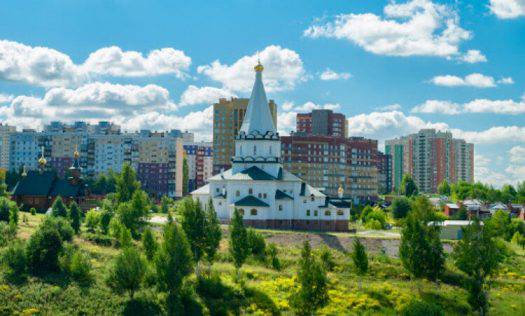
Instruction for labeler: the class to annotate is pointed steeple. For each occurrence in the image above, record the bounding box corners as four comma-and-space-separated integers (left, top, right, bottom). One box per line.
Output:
238, 61, 276, 137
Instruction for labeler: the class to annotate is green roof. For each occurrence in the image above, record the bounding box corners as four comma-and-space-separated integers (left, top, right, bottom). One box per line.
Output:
275, 189, 293, 200
234, 195, 269, 207
12, 170, 84, 198
240, 166, 275, 180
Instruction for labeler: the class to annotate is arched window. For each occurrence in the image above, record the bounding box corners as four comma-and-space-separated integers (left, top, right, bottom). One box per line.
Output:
253, 145, 256, 155
249, 188, 253, 195
269, 146, 272, 155
258, 193, 262, 198
236, 190, 240, 197
240, 145, 243, 155
324, 210, 331, 216
239, 209, 245, 215
337, 210, 344, 216
306, 210, 311, 216
278, 205, 283, 211
250, 209, 257, 216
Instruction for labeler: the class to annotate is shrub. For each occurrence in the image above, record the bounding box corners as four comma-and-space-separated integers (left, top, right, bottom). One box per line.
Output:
365, 219, 383, 230
266, 243, 281, 270
2, 240, 27, 280
26, 221, 63, 274
141, 228, 157, 261
400, 300, 444, 316
85, 209, 100, 233
107, 247, 147, 298
119, 227, 133, 248
51, 196, 68, 217
68, 201, 81, 234
392, 197, 411, 219
318, 246, 335, 272
0, 222, 16, 246
81, 232, 114, 246
99, 209, 113, 234
247, 228, 266, 260
30, 207, 36, 215
0, 197, 15, 222
364, 208, 387, 229
69, 250, 92, 284
41, 216, 74, 242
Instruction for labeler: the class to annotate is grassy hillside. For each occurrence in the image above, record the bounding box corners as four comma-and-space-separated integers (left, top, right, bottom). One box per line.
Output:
1, 213, 525, 315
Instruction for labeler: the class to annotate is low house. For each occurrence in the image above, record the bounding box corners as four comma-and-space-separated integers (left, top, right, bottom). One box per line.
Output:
428, 220, 483, 240
509, 204, 524, 217
489, 202, 508, 214
444, 203, 460, 217
461, 199, 490, 219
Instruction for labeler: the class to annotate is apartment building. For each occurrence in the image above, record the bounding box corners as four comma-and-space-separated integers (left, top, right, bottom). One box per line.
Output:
212, 97, 277, 175
385, 129, 474, 193
0, 124, 16, 170
183, 142, 213, 192
296, 109, 348, 137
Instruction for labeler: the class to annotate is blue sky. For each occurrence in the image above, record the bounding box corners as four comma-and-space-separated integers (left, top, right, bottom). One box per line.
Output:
0, 0, 524, 187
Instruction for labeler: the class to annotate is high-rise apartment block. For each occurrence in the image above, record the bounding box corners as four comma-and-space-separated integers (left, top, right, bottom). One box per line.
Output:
296, 109, 348, 137
0, 124, 16, 170
183, 142, 213, 192
385, 129, 474, 193
3, 122, 185, 198
376, 152, 392, 194
281, 134, 378, 201
212, 97, 276, 175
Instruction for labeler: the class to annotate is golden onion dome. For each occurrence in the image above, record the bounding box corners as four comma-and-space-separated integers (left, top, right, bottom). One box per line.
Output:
254, 61, 264, 72
38, 156, 47, 166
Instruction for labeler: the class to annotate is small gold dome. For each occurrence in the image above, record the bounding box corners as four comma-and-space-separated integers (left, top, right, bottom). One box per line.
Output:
254, 61, 264, 72
74, 145, 80, 159
38, 156, 47, 166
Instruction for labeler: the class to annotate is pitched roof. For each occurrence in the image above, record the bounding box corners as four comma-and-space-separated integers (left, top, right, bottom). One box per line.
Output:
275, 189, 293, 200
12, 170, 56, 196
238, 63, 276, 136
234, 195, 269, 207
239, 166, 275, 180
49, 179, 84, 197
328, 199, 352, 208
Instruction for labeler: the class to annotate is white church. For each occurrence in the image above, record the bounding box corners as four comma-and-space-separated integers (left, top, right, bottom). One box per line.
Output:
192, 61, 351, 232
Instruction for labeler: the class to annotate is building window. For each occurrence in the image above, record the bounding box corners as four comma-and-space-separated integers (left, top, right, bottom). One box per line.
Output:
310, 195, 315, 201
249, 188, 253, 195
250, 209, 257, 216
258, 193, 262, 198
337, 210, 344, 216
216, 188, 219, 193
236, 190, 240, 197
253, 145, 256, 155
239, 209, 244, 215
263, 193, 267, 199
278, 205, 283, 211
325, 210, 331, 216
306, 210, 310, 216
303, 199, 306, 204
314, 210, 318, 216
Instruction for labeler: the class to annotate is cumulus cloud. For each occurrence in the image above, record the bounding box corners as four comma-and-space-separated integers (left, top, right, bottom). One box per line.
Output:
498, 77, 514, 84
319, 68, 351, 80
453, 126, 525, 144
459, 49, 487, 63
411, 100, 461, 114
412, 96, 525, 115
429, 73, 500, 88
377, 104, 402, 112
0, 40, 191, 88
509, 145, 525, 163
197, 45, 305, 93
489, 0, 525, 19
179, 85, 236, 106
304, 0, 473, 59
0, 93, 13, 104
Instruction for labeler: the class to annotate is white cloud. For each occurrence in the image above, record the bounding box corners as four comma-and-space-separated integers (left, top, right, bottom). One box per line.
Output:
411, 100, 461, 114
429, 73, 497, 88
453, 126, 525, 144
489, 0, 525, 19
411, 96, 525, 115
0, 40, 191, 88
377, 104, 402, 112
197, 45, 305, 93
304, 0, 472, 59
509, 145, 525, 163
82, 46, 191, 78
282, 101, 340, 112
179, 85, 236, 106
459, 49, 487, 63
0, 93, 13, 104
498, 77, 514, 84
319, 68, 351, 80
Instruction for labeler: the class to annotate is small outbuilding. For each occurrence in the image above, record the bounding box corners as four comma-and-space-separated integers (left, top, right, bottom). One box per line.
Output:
428, 220, 483, 240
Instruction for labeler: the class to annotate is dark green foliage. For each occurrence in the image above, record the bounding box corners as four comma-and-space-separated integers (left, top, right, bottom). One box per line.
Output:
141, 228, 157, 261
401, 300, 444, 316
229, 209, 249, 270
196, 273, 243, 316
118, 190, 149, 237
116, 163, 141, 203
9, 203, 19, 227
51, 196, 68, 217
363, 207, 387, 229
437, 180, 451, 196
203, 198, 221, 263
68, 201, 81, 234
0, 222, 16, 247
99, 209, 113, 234
352, 239, 368, 275
400, 212, 444, 281
119, 227, 133, 248
247, 228, 266, 260
123, 296, 163, 316
2, 240, 27, 280
318, 246, 335, 272
180, 198, 207, 262
507, 219, 525, 241
160, 195, 173, 214
392, 196, 411, 219
451, 205, 468, 220
154, 223, 193, 293
107, 247, 147, 298
182, 157, 189, 196
42, 216, 74, 242
485, 210, 510, 238
0, 197, 16, 222
81, 232, 113, 246
452, 218, 504, 314
26, 220, 64, 274
291, 241, 328, 315
85, 209, 100, 233
266, 243, 281, 270
30, 207, 36, 215
360, 205, 374, 222
401, 174, 418, 197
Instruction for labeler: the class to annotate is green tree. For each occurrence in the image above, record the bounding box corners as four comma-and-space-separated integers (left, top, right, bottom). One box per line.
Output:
247, 228, 267, 261
229, 209, 249, 274
9, 203, 19, 228
107, 247, 147, 298
68, 201, 81, 234
182, 157, 189, 196
180, 198, 207, 265
85, 209, 100, 233
26, 220, 64, 274
154, 222, 193, 295
438, 180, 451, 196
2, 240, 27, 280
99, 209, 113, 234
161, 195, 173, 214
352, 238, 368, 290
453, 218, 504, 315
51, 196, 68, 217
291, 241, 328, 316
141, 228, 157, 260
119, 227, 133, 248
203, 198, 221, 264
117, 191, 149, 238
485, 210, 510, 238
401, 174, 418, 197
116, 164, 141, 203
400, 212, 444, 282
392, 196, 411, 219
500, 184, 517, 203
451, 205, 468, 220
0, 197, 12, 222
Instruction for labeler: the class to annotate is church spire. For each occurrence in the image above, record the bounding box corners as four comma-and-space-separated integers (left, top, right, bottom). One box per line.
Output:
238, 61, 276, 137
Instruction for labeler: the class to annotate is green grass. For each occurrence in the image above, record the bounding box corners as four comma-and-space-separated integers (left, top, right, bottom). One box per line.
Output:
1, 212, 525, 315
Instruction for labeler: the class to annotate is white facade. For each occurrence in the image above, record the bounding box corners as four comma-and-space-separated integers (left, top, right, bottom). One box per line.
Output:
192, 62, 350, 231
